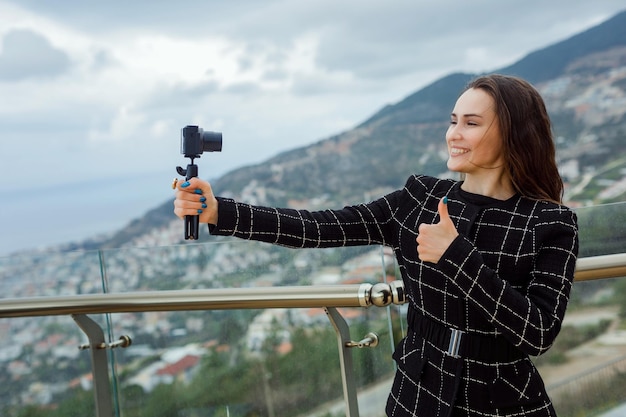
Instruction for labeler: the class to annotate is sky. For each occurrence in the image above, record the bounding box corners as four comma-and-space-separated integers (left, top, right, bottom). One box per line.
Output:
0, 0, 624, 256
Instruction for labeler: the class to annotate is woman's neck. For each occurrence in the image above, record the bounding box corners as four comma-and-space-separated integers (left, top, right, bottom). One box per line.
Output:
460, 174, 516, 201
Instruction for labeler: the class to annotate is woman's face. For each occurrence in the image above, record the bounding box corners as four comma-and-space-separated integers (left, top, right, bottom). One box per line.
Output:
446, 88, 506, 176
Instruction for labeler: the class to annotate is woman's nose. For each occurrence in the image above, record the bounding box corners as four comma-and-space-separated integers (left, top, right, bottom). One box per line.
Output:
446, 124, 461, 141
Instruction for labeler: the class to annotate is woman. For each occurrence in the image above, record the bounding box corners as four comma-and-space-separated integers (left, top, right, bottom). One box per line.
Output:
174, 74, 579, 416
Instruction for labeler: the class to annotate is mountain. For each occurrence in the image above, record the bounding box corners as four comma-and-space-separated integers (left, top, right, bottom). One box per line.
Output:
104, 10, 626, 251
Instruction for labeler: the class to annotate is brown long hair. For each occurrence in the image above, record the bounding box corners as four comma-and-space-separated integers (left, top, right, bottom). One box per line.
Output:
465, 74, 563, 203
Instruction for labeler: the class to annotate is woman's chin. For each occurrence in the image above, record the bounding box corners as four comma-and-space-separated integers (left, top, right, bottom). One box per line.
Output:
447, 160, 462, 173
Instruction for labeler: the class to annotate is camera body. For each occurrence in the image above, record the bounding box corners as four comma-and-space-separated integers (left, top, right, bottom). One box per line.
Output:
176, 125, 223, 240
180, 125, 222, 158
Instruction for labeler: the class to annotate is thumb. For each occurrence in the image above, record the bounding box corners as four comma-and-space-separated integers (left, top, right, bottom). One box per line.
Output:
437, 196, 451, 224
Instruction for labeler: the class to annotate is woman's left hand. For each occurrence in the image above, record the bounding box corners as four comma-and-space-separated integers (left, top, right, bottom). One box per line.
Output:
416, 197, 459, 264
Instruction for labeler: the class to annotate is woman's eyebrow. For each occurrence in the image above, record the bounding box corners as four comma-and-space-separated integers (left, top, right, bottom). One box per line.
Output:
450, 112, 485, 118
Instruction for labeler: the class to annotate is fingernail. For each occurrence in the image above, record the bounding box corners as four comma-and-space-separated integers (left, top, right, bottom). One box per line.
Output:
194, 189, 203, 195
443, 196, 448, 204
197, 209, 203, 214
202, 203, 207, 208
200, 197, 207, 202
181, 181, 190, 188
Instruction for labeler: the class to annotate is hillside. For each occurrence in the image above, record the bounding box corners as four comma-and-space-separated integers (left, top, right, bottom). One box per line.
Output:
104, 10, 626, 250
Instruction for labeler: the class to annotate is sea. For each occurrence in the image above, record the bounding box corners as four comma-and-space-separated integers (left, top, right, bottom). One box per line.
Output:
0, 170, 178, 256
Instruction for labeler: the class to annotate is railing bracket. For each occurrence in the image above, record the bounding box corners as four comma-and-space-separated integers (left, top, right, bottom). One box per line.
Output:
79, 335, 133, 351
345, 332, 379, 348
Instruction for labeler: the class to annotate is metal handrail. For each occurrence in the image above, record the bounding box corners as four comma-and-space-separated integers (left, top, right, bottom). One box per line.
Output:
0, 281, 405, 318
575, 253, 626, 281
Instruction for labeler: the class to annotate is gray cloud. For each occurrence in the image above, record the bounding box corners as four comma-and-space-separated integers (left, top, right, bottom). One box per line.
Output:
8, 1, 624, 84
89, 48, 120, 71
309, 1, 624, 80
0, 29, 71, 81
7, 1, 270, 36
143, 80, 221, 111
224, 81, 261, 94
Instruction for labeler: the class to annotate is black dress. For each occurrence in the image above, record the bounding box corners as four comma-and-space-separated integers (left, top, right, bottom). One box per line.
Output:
210, 175, 579, 417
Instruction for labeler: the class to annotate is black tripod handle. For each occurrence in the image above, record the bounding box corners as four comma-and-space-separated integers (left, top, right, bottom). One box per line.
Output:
184, 215, 200, 240
177, 163, 200, 240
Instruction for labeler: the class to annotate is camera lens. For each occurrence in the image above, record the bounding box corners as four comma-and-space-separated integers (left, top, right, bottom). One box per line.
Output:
201, 131, 222, 152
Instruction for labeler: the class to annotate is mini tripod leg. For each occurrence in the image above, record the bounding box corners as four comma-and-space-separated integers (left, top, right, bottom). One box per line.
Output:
185, 215, 199, 240
178, 161, 201, 240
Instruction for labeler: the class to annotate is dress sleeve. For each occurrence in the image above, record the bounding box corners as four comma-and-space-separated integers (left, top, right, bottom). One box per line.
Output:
208, 190, 402, 248
437, 206, 579, 356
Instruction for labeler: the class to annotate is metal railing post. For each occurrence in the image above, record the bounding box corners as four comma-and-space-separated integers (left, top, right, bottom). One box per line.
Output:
322, 281, 406, 417
325, 307, 360, 417
72, 314, 115, 417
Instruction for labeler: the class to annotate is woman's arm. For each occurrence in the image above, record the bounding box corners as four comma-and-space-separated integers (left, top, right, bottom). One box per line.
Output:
208, 194, 399, 249
437, 206, 579, 356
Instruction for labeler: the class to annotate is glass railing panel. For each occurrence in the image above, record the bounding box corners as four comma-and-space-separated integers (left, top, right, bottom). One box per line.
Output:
575, 202, 626, 258
107, 306, 399, 416
0, 238, 405, 416
0, 296, 402, 416
0, 249, 107, 299
98, 241, 390, 292
99, 243, 401, 416
0, 313, 110, 416
540, 200, 626, 415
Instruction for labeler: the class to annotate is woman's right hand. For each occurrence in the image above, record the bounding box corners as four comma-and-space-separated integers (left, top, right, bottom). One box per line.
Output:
173, 177, 219, 225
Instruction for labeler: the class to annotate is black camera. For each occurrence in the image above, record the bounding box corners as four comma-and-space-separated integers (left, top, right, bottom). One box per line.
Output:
180, 125, 222, 158
176, 125, 223, 241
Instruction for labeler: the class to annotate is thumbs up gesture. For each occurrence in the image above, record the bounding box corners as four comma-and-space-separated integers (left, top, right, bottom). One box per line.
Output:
416, 197, 459, 264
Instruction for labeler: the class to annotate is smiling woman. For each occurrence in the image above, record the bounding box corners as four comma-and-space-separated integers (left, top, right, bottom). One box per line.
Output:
174, 74, 579, 417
